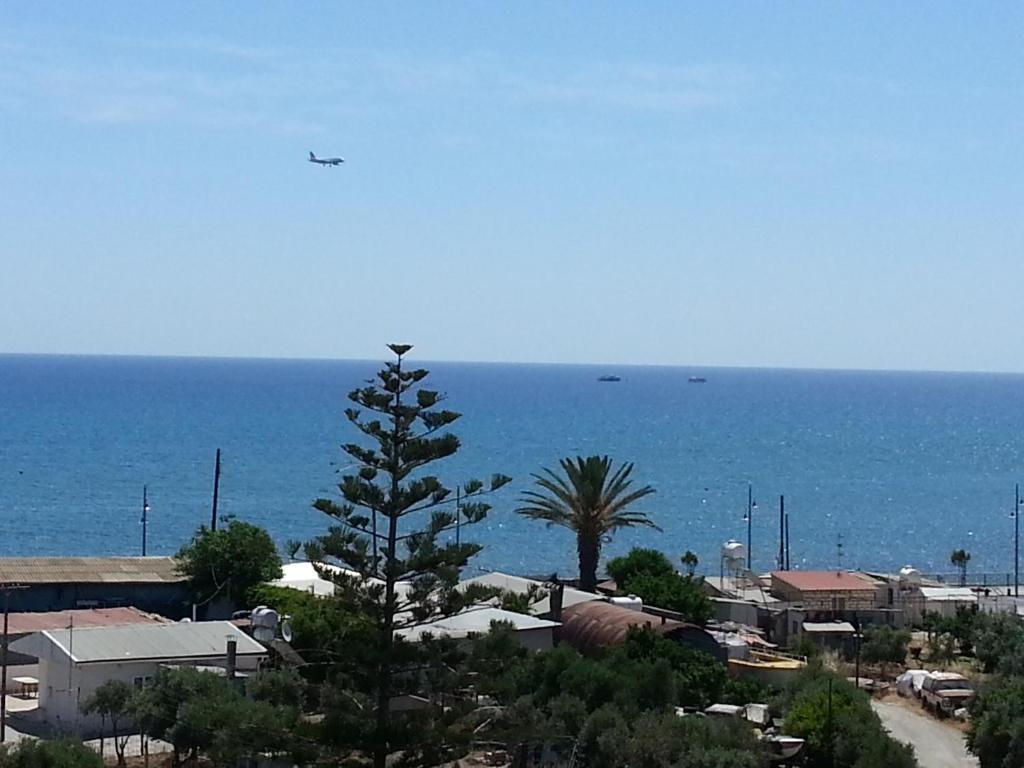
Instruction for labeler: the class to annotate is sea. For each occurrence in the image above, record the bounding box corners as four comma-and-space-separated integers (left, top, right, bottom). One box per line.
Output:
2, 353, 1024, 581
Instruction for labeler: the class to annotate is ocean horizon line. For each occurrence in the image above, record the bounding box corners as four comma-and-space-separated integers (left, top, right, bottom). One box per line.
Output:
3, 350, 1024, 379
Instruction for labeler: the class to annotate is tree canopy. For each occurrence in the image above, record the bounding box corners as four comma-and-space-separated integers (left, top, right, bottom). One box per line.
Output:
606, 547, 713, 625
175, 518, 283, 607
517, 456, 657, 592
306, 344, 510, 768
0, 741, 102, 768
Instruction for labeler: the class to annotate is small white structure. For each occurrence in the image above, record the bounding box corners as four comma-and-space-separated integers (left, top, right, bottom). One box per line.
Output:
11, 621, 267, 734
918, 586, 978, 618
396, 607, 560, 651
270, 561, 414, 603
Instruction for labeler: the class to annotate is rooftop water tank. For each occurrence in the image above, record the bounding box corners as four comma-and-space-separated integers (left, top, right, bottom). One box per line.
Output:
610, 595, 644, 612
898, 566, 922, 588
251, 605, 280, 629
721, 540, 747, 570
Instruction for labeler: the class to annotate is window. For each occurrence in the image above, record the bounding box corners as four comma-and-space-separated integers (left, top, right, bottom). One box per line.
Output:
133, 677, 144, 689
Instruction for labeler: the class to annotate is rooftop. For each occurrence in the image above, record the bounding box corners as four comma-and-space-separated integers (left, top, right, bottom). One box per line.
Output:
11, 620, 266, 664
557, 601, 709, 654
0, 556, 185, 585
771, 571, 879, 593
271, 561, 414, 600
803, 621, 856, 634
396, 606, 560, 642
459, 571, 603, 616
919, 586, 979, 602
6, 607, 167, 635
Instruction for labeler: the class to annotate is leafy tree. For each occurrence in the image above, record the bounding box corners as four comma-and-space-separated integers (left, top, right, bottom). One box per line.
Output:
133, 666, 301, 767
80, 680, 134, 766
0, 740, 102, 768
606, 548, 713, 625
517, 456, 657, 592
951, 548, 972, 586
967, 675, 1024, 767
246, 583, 376, 680
926, 605, 978, 657
176, 518, 283, 608
133, 667, 235, 765
782, 668, 916, 768
971, 610, 1024, 675
306, 344, 510, 768
859, 626, 910, 672
246, 666, 307, 710
607, 547, 674, 584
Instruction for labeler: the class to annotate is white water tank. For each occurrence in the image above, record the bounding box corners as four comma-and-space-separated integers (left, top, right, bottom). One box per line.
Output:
610, 596, 644, 611
251, 605, 280, 629
721, 540, 747, 571
899, 566, 922, 588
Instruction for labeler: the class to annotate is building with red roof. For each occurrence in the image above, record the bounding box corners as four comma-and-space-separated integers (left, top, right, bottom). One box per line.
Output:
770, 570, 883, 613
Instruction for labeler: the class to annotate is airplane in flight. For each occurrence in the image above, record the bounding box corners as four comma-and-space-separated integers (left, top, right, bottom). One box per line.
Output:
309, 151, 344, 166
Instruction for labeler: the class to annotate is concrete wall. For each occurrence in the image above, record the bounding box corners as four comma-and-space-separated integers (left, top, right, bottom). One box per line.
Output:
515, 627, 554, 653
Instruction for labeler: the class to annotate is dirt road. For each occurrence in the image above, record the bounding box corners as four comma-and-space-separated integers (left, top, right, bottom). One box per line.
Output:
871, 699, 978, 768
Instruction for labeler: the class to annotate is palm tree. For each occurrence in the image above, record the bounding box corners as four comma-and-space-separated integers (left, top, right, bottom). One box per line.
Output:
516, 456, 658, 592
951, 548, 971, 587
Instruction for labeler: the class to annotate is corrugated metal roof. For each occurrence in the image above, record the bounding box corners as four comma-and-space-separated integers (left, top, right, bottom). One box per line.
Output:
459, 572, 602, 615
559, 601, 693, 654
0, 557, 185, 585
920, 587, 978, 602
7, 607, 168, 635
397, 606, 559, 642
12, 620, 266, 664
772, 571, 879, 593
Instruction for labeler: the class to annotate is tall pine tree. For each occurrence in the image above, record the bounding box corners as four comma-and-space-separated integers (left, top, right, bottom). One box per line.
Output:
307, 344, 510, 767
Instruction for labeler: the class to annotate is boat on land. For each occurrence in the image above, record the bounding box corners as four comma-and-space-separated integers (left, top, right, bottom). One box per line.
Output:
688, 376, 707, 383
597, 375, 621, 382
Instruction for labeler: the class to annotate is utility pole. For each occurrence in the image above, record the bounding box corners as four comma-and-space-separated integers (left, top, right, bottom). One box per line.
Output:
785, 513, 791, 570
854, 614, 861, 691
141, 485, 150, 556
211, 448, 222, 531
745, 484, 756, 570
0, 584, 27, 742
778, 495, 785, 570
1016, 483, 1020, 598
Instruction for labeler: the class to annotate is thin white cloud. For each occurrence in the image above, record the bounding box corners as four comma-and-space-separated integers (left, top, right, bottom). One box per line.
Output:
0, 28, 748, 135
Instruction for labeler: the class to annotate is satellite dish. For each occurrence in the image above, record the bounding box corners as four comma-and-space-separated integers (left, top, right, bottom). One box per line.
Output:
280, 621, 293, 643
253, 626, 275, 643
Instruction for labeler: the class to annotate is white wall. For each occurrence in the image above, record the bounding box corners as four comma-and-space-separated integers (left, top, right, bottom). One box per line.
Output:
33, 648, 265, 736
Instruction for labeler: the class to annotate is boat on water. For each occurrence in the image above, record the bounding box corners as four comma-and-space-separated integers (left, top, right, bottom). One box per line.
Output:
688, 376, 707, 383
597, 375, 621, 382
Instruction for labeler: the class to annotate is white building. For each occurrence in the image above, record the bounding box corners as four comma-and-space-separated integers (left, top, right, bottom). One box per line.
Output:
11, 620, 267, 734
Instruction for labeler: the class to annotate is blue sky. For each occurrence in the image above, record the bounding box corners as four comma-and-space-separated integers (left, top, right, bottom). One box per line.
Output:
2, 3, 1023, 370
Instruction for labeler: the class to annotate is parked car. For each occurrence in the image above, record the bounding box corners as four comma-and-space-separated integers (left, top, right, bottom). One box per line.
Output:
896, 669, 930, 699
921, 672, 975, 717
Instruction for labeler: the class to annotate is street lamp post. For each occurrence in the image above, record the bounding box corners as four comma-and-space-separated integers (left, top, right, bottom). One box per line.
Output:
141, 486, 151, 557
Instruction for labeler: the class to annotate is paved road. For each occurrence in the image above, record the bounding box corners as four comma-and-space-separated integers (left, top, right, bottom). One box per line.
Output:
872, 700, 979, 768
